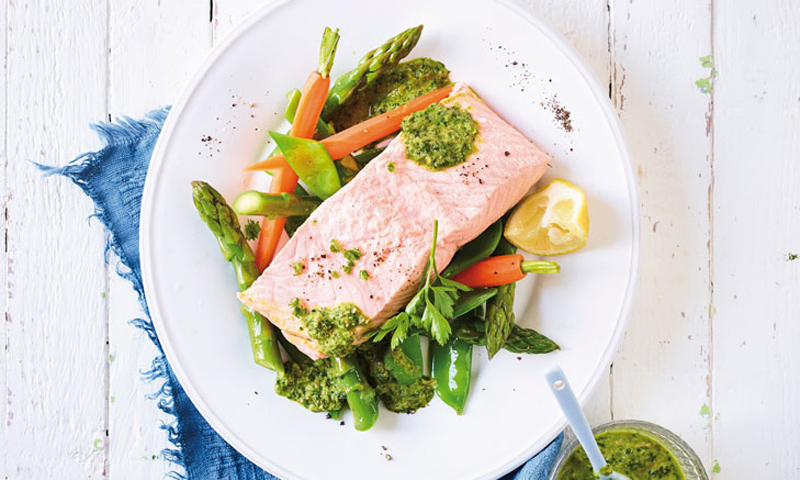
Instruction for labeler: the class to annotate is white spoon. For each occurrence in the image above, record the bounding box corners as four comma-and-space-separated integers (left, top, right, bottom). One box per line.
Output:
545, 366, 631, 480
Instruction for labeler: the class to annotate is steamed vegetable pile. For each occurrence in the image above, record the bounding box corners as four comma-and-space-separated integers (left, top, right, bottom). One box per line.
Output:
192, 25, 588, 430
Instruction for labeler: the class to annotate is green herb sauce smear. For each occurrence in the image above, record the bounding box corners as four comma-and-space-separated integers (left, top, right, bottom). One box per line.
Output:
401, 102, 479, 170
359, 342, 435, 413
274, 358, 345, 412
330, 58, 452, 130
557, 430, 685, 480
290, 299, 368, 357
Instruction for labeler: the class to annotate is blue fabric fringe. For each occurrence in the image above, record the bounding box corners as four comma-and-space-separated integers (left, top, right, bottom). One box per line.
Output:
40, 109, 562, 480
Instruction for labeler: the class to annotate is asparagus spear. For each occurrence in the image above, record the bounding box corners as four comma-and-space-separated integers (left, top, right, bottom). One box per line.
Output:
454, 319, 559, 355
191, 181, 284, 374
332, 356, 379, 431
503, 326, 560, 354
233, 191, 322, 219
322, 25, 423, 120
484, 237, 517, 358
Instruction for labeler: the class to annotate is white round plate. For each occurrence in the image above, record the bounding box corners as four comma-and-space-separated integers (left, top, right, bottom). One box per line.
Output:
140, 1, 639, 479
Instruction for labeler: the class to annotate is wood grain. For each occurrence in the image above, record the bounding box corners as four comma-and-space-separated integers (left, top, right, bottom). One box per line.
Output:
1, 0, 8, 470
4, 1, 109, 478
712, 1, 800, 477
213, 0, 267, 45
608, 0, 714, 467
106, 0, 210, 477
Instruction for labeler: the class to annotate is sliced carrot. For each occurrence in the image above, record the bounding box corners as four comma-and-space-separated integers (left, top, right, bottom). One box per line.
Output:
254, 71, 330, 271
244, 85, 454, 172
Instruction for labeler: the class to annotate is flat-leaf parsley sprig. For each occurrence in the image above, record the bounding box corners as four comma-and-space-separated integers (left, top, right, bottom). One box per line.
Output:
369, 220, 471, 348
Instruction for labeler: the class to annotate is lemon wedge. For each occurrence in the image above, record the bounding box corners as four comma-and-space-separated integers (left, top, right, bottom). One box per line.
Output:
504, 179, 589, 256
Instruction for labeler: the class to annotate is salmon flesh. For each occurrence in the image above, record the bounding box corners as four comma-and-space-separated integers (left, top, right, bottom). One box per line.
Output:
239, 83, 551, 359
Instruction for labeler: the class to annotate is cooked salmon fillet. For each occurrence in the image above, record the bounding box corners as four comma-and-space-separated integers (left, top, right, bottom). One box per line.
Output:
239, 83, 551, 359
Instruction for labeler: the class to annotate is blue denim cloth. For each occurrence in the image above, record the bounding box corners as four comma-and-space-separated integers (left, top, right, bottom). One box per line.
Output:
41, 109, 563, 480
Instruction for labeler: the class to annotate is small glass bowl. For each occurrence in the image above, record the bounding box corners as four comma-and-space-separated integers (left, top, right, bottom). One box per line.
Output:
548, 420, 709, 480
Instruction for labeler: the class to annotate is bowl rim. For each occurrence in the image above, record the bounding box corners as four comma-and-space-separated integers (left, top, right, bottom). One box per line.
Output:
549, 419, 710, 480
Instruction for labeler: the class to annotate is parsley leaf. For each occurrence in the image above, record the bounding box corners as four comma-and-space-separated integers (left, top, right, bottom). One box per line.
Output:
371, 220, 470, 347
244, 219, 261, 241
426, 299, 452, 346
430, 286, 457, 319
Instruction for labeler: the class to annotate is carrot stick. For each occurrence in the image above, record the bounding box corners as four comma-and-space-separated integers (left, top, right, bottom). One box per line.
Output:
244, 85, 454, 172
450, 254, 560, 288
291, 71, 330, 139
255, 168, 296, 271
255, 73, 331, 271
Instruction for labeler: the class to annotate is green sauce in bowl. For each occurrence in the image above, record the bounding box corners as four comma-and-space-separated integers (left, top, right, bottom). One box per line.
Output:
557, 430, 685, 480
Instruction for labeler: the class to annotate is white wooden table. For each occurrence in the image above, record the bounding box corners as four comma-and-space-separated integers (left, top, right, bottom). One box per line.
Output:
2, 0, 798, 478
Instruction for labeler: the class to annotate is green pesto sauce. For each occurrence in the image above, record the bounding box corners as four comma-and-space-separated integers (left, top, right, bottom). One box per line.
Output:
557, 430, 685, 480
290, 300, 368, 357
401, 102, 479, 170
274, 359, 345, 412
330, 58, 452, 130
359, 343, 435, 413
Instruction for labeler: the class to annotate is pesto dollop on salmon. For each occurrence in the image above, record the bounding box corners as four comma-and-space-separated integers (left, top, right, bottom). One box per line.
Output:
402, 102, 479, 170
289, 299, 368, 357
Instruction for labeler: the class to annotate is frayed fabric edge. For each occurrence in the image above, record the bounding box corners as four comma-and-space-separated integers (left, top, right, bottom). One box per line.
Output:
35, 108, 187, 480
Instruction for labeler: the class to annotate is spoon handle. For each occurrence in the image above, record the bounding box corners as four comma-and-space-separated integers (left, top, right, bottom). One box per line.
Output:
545, 366, 608, 473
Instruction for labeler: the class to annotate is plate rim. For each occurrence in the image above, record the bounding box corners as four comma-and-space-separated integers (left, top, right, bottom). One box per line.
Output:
139, 1, 641, 478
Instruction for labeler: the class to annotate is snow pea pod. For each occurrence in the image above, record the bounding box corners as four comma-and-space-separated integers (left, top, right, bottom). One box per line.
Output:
269, 132, 342, 200
452, 288, 498, 318
401, 332, 424, 368
384, 334, 423, 385
431, 337, 473, 414
442, 219, 503, 278
332, 356, 379, 431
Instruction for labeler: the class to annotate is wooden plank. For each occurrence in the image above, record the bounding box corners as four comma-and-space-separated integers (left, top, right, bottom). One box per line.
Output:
212, 0, 265, 45
608, 0, 714, 466
105, 1, 210, 478
712, 1, 800, 477
107, 0, 210, 116
4, 1, 109, 478
1, 0, 9, 471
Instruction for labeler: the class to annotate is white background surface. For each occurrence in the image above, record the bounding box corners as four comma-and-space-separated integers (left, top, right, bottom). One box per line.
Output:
1, 0, 798, 478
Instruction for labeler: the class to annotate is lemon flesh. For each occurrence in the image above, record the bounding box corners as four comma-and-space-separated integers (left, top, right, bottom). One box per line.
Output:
504, 179, 589, 256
